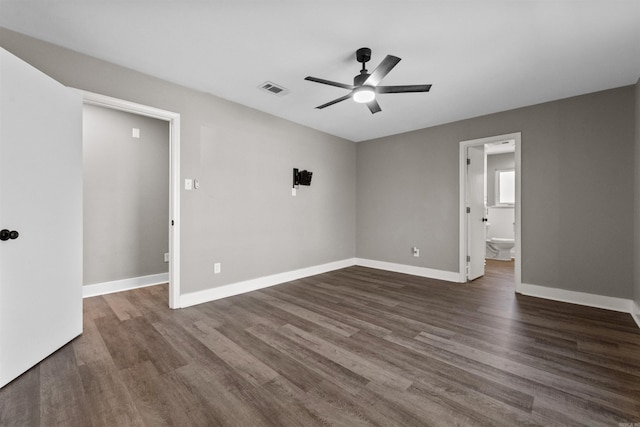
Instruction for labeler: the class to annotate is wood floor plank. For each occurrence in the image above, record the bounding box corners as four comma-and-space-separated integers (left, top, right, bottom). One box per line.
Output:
151, 320, 225, 367
119, 361, 218, 427
215, 322, 326, 393
412, 329, 640, 414
3, 260, 640, 425
305, 378, 420, 427
173, 362, 271, 427
0, 367, 40, 426
314, 281, 400, 307
111, 362, 168, 427
251, 290, 360, 337
351, 329, 535, 413
124, 316, 188, 374
246, 323, 371, 392
94, 314, 150, 370
259, 377, 329, 427
77, 360, 146, 426
366, 380, 484, 427
278, 323, 414, 391
72, 319, 113, 367
82, 295, 114, 321
121, 286, 171, 324
447, 330, 640, 396
102, 292, 143, 321
189, 321, 280, 387
262, 286, 393, 337
387, 323, 638, 417
39, 345, 93, 426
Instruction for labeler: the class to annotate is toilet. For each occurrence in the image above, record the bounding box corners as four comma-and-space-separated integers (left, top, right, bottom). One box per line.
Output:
486, 237, 515, 260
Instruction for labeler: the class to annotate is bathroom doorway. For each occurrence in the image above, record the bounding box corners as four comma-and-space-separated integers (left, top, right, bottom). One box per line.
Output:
459, 132, 521, 292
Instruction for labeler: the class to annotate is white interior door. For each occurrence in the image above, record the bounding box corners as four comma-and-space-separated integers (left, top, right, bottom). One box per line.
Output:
0, 48, 83, 388
466, 145, 486, 281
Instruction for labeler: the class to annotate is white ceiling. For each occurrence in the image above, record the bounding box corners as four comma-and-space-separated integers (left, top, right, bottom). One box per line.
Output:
486, 139, 515, 155
1, 1, 639, 142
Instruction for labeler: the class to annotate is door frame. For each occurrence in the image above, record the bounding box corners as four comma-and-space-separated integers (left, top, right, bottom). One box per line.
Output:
459, 132, 521, 291
79, 90, 182, 309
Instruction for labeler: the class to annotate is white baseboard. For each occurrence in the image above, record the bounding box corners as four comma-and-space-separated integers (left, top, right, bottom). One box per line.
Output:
81, 263, 640, 330
632, 301, 640, 329
355, 258, 463, 283
83, 272, 169, 298
179, 257, 462, 308
519, 282, 634, 314
179, 259, 357, 308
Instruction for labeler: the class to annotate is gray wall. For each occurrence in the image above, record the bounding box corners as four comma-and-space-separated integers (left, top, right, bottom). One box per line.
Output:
2, 27, 637, 302
486, 152, 515, 207
358, 86, 635, 299
635, 77, 640, 308
0, 28, 356, 295
83, 104, 169, 285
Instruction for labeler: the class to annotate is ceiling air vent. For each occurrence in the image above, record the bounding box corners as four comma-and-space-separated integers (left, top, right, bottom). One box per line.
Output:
259, 81, 289, 96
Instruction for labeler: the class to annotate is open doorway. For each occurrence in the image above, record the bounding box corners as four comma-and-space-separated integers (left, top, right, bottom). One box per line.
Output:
80, 91, 181, 309
459, 132, 521, 291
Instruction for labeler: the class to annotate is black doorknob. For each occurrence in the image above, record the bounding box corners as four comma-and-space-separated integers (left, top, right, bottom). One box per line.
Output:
0, 229, 19, 241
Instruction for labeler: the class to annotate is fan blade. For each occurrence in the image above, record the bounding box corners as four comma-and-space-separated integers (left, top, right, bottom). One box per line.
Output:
377, 84, 432, 93
367, 99, 382, 114
364, 55, 401, 86
305, 76, 354, 90
316, 93, 352, 109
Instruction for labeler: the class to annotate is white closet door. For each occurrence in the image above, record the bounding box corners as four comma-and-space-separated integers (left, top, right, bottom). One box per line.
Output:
0, 48, 83, 388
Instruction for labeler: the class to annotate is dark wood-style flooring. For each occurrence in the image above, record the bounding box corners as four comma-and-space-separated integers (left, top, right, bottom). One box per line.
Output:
2, 260, 640, 426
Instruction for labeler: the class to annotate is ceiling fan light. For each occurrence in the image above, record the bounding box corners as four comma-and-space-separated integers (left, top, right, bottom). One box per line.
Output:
353, 86, 375, 103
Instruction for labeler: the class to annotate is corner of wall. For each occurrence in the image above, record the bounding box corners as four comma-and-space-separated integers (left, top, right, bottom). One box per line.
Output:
632, 300, 640, 329
634, 76, 640, 308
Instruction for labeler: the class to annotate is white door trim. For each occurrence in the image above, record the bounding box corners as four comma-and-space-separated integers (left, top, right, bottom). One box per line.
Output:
459, 132, 521, 292
77, 90, 182, 309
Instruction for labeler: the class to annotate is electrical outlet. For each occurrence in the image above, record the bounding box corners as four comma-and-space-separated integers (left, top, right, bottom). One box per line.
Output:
164, 253, 169, 263
412, 247, 420, 257
214, 263, 221, 274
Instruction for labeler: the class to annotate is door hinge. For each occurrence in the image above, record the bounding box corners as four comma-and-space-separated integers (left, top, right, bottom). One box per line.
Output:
466, 207, 470, 213
467, 158, 471, 165
467, 255, 471, 262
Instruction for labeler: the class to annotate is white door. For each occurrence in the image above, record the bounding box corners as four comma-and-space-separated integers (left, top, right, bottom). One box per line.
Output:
466, 145, 486, 281
0, 48, 83, 388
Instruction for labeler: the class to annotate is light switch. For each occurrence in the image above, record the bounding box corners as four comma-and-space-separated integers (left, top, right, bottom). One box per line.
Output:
132, 128, 140, 138
185, 179, 193, 190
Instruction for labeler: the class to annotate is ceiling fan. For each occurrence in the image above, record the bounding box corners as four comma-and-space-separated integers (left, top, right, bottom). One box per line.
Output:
304, 47, 432, 114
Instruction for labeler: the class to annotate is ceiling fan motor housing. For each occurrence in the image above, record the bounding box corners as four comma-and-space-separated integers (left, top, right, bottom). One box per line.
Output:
353, 73, 370, 87
356, 47, 371, 64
